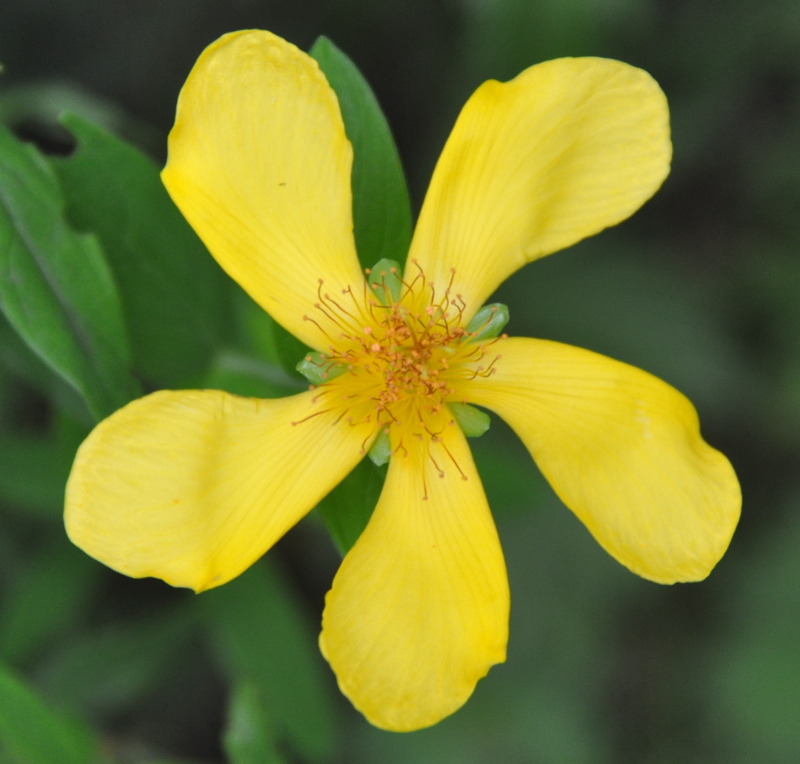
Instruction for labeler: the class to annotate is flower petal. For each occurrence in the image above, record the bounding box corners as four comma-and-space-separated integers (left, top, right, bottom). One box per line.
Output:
161, 30, 365, 350
462, 338, 740, 583
319, 419, 509, 731
65, 389, 372, 591
409, 58, 671, 318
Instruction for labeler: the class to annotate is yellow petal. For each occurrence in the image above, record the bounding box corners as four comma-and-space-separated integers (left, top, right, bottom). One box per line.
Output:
319, 418, 509, 731
462, 338, 740, 583
161, 30, 365, 350
409, 58, 671, 318
65, 389, 372, 591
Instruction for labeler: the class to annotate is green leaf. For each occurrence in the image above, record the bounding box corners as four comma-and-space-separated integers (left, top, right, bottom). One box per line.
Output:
465, 303, 510, 342
205, 349, 305, 400
366, 257, 403, 305
0, 124, 140, 420
310, 37, 413, 269
295, 350, 346, 386
0, 432, 71, 516
203, 561, 336, 761
51, 113, 233, 388
0, 538, 99, 666
0, 664, 99, 764
0, 410, 87, 518
35, 607, 196, 718
232, 289, 307, 379
223, 680, 288, 764
0, 80, 159, 150
367, 427, 391, 467
449, 401, 491, 438
316, 457, 386, 554
0, 312, 91, 423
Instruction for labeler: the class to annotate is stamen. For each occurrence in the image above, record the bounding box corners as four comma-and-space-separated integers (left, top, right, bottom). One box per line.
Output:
359, 432, 373, 454
440, 440, 469, 481
481, 354, 501, 376
405, 258, 426, 297
397, 270, 419, 299
334, 407, 351, 425
303, 314, 337, 343
291, 408, 333, 426
446, 267, 456, 294
428, 450, 445, 479
324, 292, 360, 323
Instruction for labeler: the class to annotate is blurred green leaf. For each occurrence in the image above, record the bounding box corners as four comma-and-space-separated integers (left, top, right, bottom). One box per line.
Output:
0, 79, 160, 151
469, 421, 550, 521
316, 457, 386, 554
0, 664, 99, 764
223, 680, 288, 764
0, 538, 99, 666
229, 289, 307, 380
52, 113, 233, 388
0, 312, 91, 423
708, 489, 800, 760
36, 606, 196, 718
203, 349, 305, 400
738, 247, 800, 446
311, 36, 413, 269
0, 411, 86, 518
462, 0, 607, 81
203, 561, 336, 761
0, 433, 70, 516
0, 124, 140, 420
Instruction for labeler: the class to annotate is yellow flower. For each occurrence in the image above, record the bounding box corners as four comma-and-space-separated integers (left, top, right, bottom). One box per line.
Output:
64, 30, 741, 732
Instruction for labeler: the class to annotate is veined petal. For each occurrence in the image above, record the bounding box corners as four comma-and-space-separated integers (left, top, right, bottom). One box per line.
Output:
161, 30, 365, 350
65, 389, 372, 592
462, 338, 740, 583
409, 58, 671, 319
319, 418, 509, 731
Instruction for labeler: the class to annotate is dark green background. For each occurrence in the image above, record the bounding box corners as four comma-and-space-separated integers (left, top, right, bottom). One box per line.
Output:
1, 1, 799, 762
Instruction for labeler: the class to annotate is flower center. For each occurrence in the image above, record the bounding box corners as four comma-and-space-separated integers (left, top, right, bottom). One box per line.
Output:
294, 260, 503, 479
358, 277, 466, 420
